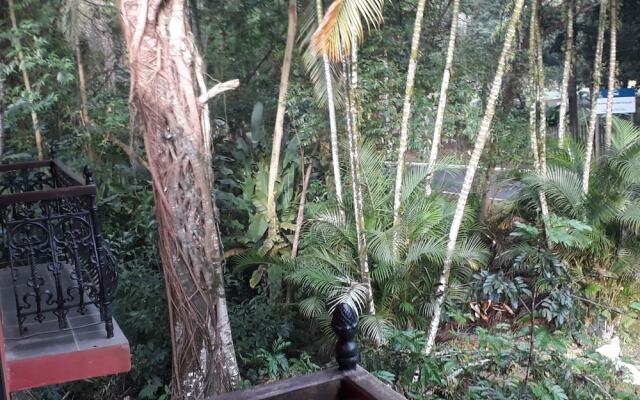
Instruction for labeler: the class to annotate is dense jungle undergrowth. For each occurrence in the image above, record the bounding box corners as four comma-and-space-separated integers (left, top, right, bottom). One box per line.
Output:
2, 0, 640, 399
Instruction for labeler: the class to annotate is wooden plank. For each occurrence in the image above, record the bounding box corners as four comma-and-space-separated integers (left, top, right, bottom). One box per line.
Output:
0, 185, 95, 207
342, 366, 407, 400
210, 368, 346, 400
0, 161, 51, 173
51, 160, 85, 186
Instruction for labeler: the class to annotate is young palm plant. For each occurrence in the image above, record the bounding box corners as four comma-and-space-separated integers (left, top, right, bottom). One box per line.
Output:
525, 119, 640, 312
288, 144, 489, 344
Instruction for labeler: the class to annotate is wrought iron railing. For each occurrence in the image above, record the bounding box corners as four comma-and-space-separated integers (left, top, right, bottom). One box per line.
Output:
0, 159, 118, 338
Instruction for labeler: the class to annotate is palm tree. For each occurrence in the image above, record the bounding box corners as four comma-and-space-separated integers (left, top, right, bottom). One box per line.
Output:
392, 0, 429, 238
266, 0, 298, 240
425, 0, 461, 196
604, 0, 617, 151
557, 0, 574, 149
528, 0, 551, 227
301, 0, 345, 205
286, 144, 487, 343
344, 43, 375, 314
317, 0, 344, 207
310, 0, 385, 314
583, 0, 608, 194
423, 0, 526, 356
310, 0, 384, 63
530, 119, 640, 312
7, 0, 43, 159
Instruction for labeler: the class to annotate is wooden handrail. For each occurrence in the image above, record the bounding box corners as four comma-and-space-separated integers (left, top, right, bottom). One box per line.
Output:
0, 185, 96, 207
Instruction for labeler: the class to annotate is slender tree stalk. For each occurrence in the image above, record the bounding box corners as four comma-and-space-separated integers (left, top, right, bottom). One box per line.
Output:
317, 0, 344, 206
425, 0, 461, 195
0, 79, 5, 157
583, 0, 608, 194
291, 163, 313, 257
528, 0, 550, 224
604, 0, 617, 150
393, 0, 428, 235
266, 0, 298, 238
344, 48, 375, 315
8, 0, 44, 160
423, 0, 526, 355
557, 0, 574, 149
536, 13, 551, 224
75, 37, 91, 126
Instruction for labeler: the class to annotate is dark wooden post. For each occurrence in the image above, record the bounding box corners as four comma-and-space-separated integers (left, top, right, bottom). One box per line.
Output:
331, 303, 359, 371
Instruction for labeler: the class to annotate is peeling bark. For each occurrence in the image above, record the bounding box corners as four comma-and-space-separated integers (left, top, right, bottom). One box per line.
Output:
118, 1, 239, 397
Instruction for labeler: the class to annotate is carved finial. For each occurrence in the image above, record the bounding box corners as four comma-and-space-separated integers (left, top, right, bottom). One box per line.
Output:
331, 303, 359, 371
83, 165, 95, 185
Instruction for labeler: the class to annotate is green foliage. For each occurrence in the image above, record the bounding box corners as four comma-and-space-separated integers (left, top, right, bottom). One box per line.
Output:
362, 326, 627, 400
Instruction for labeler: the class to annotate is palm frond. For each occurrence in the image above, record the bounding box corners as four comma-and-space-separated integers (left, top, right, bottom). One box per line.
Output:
299, 0, 345, 106
310, 0, 385, 62
535, 166, 585, 218
359, 313, 393, 344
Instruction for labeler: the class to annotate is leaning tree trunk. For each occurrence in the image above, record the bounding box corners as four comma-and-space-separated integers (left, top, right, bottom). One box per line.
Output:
557, 0, 574, 149
75, 37, 91, 127
8, 0, 43, 160
583, 0, 607, 194
527, 0, 550, 226
425, 0, 461, 195
266, 0, 298, 239
317, 0, 344, 206
0, 79, 4, 156
345, 44, 375, 315
392, 0, 428, 236
423, 0, 525, 356
119, 1, 240, 398
604, 0, 617, 151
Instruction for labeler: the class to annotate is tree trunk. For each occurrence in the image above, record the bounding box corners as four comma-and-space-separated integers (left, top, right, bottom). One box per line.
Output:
393, 0, 428, 235
8, 0, 43, 160
266, 0, 298, 239
291, 163, 313, 257
425, 0, 461, 196
423, 0, 525, 356
317, 0, 344, 206
536, 14, 550, 223
118, 1, 239, 397
344, 46, 375, 315
583, 0, 607, 194
604, 0, 617, 150
557, 0, 574, 149
75, 37, 91, 127
0, 79, 5, 157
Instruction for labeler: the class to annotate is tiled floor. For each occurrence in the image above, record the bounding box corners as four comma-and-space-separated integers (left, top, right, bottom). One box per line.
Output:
0, 265, 128, 362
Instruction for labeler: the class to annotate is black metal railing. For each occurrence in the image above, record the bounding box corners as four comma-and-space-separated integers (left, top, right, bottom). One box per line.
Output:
0, 159, 118, 338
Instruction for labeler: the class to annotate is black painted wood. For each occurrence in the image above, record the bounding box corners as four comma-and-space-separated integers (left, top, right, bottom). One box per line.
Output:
332, 303, 359, 371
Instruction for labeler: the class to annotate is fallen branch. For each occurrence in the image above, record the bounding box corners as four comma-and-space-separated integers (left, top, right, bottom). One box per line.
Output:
198, 79, 240, 104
